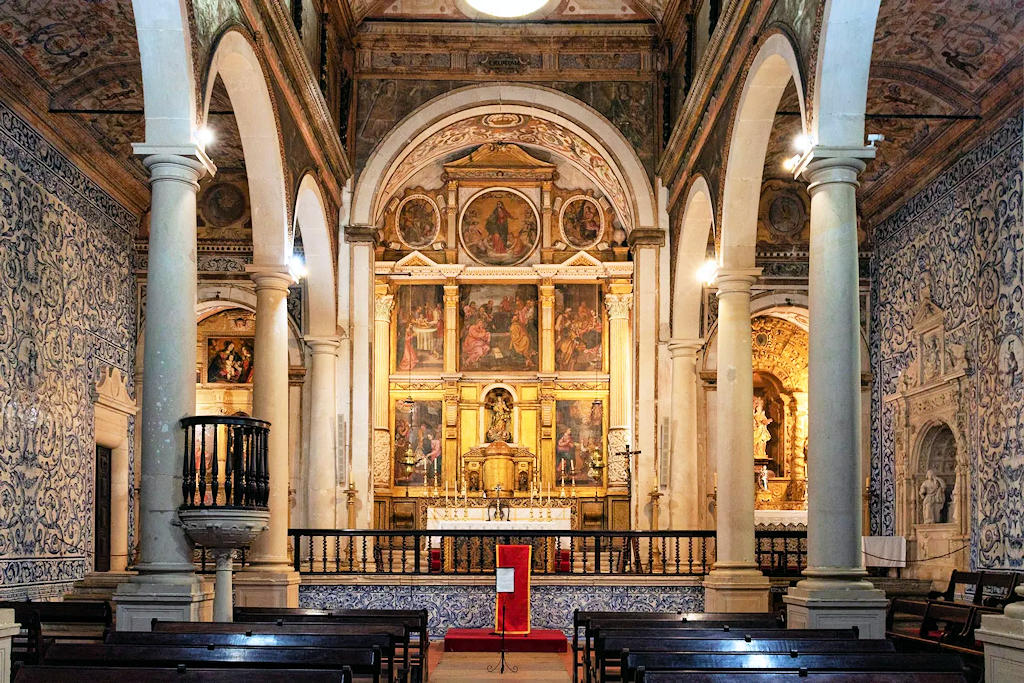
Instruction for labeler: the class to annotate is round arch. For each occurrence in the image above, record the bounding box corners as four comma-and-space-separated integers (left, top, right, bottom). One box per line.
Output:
720, 32, 807, 269
672, 175, 715, 339
350, 83, 657, 231
204, 30, 290, 267
812, 0, 882, 147
294, 174, 338, 337
131, 0, 197, 146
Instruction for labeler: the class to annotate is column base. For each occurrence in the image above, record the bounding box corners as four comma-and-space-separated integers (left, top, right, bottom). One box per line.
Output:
113, 573, 214, 631
976, 614, 1024, 683
65, 570, 138, 602
233, 567, 301, 608
783, 580, 887, 638
703, 568, 771, 612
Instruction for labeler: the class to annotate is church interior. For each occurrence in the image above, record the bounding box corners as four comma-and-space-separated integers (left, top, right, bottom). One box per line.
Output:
0, 0, 1021, 680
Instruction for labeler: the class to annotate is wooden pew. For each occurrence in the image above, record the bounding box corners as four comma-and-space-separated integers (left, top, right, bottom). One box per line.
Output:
621, 651, 967, 683
594, 636, 893, 681
928, 571, 983, 604
150, 620, 412, 682
233, 606, 429, 681
40, 642, 382, 683
15, 664, 353, 682
107, 630, 402, 681
637, 671, 967, 682
0, 600, 112, 665
572, 611, 782, 683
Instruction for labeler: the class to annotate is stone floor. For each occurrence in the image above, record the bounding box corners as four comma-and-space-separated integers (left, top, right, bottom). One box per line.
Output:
429, 650, 572, 682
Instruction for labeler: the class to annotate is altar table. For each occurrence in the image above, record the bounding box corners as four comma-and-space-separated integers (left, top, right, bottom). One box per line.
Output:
425, 509, 571, 572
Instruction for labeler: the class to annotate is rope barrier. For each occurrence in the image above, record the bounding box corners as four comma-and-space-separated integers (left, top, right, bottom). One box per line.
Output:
862, 544, 969, 565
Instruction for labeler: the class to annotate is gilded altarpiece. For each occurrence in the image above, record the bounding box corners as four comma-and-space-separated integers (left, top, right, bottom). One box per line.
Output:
370, 143, 634, 530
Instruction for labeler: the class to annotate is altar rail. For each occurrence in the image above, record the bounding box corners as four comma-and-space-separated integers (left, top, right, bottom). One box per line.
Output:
285, 529, 807, 577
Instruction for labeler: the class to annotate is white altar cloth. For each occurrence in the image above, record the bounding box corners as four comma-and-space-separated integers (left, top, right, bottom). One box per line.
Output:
428, 519, 571, 531
426, 506, 571, 531
754, 509, 808, 527
862, 535, 907, 568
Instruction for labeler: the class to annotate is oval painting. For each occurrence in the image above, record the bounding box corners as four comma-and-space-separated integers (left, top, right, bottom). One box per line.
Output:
396, 196, 439, 248
459, 190, 539, 266
560, 196, 604, 249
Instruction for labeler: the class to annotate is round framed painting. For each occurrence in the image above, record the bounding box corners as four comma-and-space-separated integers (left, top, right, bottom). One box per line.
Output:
559, 195, 604, 249
459, 188, 539, 266
396, 195, 440, 249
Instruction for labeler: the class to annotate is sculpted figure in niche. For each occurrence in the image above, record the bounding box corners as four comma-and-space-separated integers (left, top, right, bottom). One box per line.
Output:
487, 393, 512, 443
753, 397, 773, 459
919, 469, 947, 524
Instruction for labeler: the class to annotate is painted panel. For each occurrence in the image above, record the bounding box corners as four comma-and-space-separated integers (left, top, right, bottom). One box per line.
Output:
395, 286, 444, 372
394, 400, 443, 487
554, 285, 603, 372
554, 400, 605, 487
459, 285, 539, 371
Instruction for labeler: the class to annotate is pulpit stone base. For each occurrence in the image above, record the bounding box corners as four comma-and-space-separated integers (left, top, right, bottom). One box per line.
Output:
233, 568, 301, 607
113, 575, 214, 631
703, 569, 770, 612
976, 614, 1024, 683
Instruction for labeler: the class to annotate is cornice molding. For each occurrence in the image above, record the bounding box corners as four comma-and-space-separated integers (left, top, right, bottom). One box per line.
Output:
357, 21, 658, 40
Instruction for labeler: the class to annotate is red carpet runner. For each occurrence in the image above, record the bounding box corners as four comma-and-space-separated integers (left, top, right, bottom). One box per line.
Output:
444, 628, 568, 653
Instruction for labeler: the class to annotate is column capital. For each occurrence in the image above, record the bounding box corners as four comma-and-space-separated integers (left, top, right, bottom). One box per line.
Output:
374, 293, 396, 322
627, 227, 666, 249
714, 267, 761, 294
794, 145, 873, 187
134, 143, 217, 178
345, 224, 378, 245
305, 336, 341, 354
604, 292, 633, 319
140, 153, 211, 189
667, 338, 704, 357
246, 265, 295, 292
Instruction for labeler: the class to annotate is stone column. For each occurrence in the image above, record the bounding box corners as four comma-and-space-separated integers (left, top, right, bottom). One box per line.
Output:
667, 338, 703, 529
114, 152, 214, 630
629, 229, 664, 530
604, 284, 633, 490
235, 266, 300, 607
372, 285, 395, 490
703, 268, 770, 612
443, 282, 459, 373
305, 336, 340, 528
785, 152, 885, 637
347, 226, 376, 529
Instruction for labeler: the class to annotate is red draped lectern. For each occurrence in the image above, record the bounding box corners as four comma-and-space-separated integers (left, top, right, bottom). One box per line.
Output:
495, 544, 531, 635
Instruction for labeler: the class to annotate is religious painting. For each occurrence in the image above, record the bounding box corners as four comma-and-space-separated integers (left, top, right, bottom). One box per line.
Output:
555, 285, 603, 372
459, 190, 539, 266
554, 400, 605, 487
560, 196, 604, 249
394, 286, 444, 372
205, 337, 255, 384
459, 285, 538, 371
393, 400, 443, 487
396, 196, 439, 248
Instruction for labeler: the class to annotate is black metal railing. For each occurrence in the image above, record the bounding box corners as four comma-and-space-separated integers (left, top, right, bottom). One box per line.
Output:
180, 415, 270, 509
288, 528, 808, 578
289, 529, 718, 577
755, 529, 808, 575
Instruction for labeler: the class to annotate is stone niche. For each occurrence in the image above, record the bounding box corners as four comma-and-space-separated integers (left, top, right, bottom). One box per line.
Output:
888, 288, 971, 584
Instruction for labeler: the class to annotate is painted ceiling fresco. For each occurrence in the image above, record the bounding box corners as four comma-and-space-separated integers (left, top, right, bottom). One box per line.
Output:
358, 0, 659, 23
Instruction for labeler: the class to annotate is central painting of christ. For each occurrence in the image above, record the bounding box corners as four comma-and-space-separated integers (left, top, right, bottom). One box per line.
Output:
459, 284, 539, 372
459, 190, 539, 266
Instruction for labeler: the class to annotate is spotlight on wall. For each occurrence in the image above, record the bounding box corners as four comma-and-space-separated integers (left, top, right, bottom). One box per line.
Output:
782, 154, 802, 173
792, 134, 813, 154
196, 126, 216, 147
289, 254, 308, 280
867, 133, 886, 148
696, 258, 718, 286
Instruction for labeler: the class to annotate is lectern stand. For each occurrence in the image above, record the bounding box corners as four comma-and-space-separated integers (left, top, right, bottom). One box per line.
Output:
488, 566, 518, 673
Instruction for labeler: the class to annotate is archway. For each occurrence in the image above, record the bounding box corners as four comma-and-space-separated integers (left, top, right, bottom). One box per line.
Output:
349, 83, 657, 231
294, 174, 338, 337
131, 0, 196, 147
672, 175, 715, 340
720, 33, 806, 268
204, 30, 290, 267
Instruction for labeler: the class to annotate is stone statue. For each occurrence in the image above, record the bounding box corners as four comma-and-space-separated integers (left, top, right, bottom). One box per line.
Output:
758, 465, 770, 491
919, 469, 947, 524
486, 394, 512, 443
753, 397, 773, 459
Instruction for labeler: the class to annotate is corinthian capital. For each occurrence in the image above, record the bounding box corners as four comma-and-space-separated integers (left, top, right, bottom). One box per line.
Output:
604, 293, 632, 319
374, 294, 395, 322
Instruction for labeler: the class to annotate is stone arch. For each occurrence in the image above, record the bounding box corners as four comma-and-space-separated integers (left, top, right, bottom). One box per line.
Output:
350, 83, 657, 232
672, 175, 715, 340
131, 0, 197, 146
204, 29, 290, 267
294, 174, 338, 337
812, 0, 882, 147
720, 33, 807, 268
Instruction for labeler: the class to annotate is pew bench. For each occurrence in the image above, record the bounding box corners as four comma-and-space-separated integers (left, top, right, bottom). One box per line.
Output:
636, 671, 967, 682
621, 651, 967, 683
40, 642, 382, 683
15, 664, 353, 682
0, 600, 112, 665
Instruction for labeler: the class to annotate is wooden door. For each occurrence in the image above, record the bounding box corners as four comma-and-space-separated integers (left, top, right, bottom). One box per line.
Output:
94, 445, 112, 572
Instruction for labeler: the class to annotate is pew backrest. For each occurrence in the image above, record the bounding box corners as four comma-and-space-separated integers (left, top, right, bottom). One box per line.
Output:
15, 664, 352, 682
